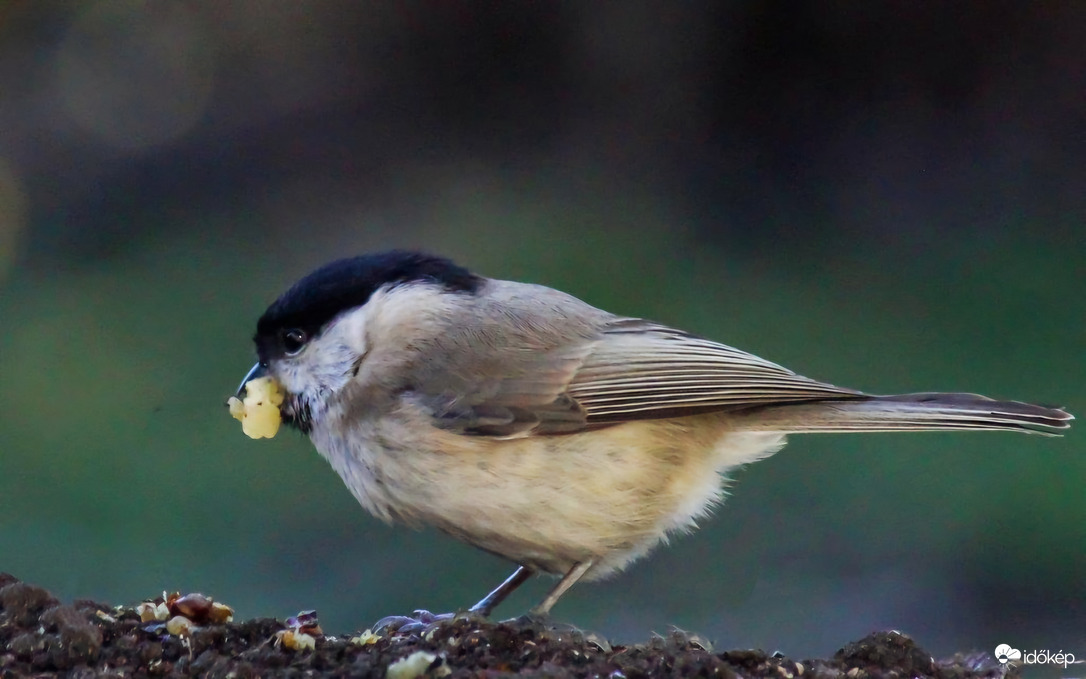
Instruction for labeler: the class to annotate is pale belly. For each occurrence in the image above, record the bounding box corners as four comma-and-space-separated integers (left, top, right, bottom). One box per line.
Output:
311, 412, 786, 578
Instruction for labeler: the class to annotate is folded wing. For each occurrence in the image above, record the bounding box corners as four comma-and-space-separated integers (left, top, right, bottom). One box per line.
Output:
571, 319, 867, 424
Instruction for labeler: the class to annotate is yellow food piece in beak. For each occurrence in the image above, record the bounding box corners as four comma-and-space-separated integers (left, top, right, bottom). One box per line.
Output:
227, 376, 285, 439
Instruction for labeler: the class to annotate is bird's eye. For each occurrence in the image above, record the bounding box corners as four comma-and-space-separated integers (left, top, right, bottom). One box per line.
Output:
281, 328, 308, 355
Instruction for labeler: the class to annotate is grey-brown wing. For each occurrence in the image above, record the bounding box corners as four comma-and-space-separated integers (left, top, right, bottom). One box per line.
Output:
411, 334, 597, 437
569, 319, 867, 424
407, 273, 868, 436
420, 305, 864, 436
408, 281, 603, 437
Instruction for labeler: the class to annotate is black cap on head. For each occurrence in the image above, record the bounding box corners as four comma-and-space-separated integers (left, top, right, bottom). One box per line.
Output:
255, 250, 482, 361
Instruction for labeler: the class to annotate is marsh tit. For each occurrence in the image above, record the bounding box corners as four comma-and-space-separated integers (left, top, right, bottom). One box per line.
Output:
236, 251, 1072, 618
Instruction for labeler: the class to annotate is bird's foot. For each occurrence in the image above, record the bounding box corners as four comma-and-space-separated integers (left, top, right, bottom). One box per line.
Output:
373, 609, 482, 637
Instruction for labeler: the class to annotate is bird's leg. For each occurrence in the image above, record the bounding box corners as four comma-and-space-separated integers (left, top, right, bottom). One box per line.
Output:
375, 562, 592, 634
469, 565, 534, 617
375, 565, 535, 634
528, 560, 594, 618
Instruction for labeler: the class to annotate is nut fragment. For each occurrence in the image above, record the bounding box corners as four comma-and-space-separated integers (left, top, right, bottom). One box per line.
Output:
209, 602, 234, 624
286, 610, 320, 630
137, 601, 170, 622
170, 593, 212, 620
165, 615, 194, 637
138, 591, 234, 632
273, 609, 323, 652
275, 629, 317, 651
387, 651, 449, 679
350, 629, 380, 646
227, 377, 285, 439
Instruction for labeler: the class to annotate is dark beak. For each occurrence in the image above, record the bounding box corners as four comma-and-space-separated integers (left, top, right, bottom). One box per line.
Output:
235, 362, 267, 398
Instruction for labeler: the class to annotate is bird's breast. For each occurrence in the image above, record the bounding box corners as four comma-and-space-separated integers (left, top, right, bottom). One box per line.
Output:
309, 409, 786, 577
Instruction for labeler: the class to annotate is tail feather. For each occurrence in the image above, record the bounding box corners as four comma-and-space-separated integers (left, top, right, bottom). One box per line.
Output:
733, 392, 1073, 436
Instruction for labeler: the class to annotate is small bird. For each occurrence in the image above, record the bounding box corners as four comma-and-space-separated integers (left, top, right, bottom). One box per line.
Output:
236, 250, 1072, 618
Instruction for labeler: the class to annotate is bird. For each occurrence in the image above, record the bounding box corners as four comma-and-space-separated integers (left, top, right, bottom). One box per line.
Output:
234, 250, 1072, 619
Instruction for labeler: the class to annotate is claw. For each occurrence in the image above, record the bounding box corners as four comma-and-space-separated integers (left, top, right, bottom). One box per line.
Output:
372, 610, 463, 637
372, 614, 420, 634
410, 609, 453, 624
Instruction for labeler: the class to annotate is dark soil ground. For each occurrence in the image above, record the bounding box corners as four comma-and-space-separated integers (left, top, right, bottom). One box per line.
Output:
0, 573, 1015, 678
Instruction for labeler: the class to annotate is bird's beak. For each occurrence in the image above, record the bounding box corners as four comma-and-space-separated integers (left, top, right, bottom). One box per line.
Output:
235, 362, 267, 398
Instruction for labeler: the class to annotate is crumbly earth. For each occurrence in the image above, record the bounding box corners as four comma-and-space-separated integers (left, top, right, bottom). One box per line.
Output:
0, 573, 1015, 678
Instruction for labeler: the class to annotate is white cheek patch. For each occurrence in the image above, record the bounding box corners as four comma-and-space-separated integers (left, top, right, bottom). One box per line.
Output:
273, 314, 368, 404
271, 283, 462, 427
308, 284, 468, 402
275, 360, 322, 397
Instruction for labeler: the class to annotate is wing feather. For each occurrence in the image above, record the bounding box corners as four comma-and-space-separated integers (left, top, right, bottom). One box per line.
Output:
400, 290, 1067, 438
570, 320, 865, 424
406, 284, 865, 436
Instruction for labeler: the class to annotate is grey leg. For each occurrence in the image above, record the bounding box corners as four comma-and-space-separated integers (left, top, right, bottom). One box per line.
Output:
529, 560, 594, 617
469, 565, 535, 617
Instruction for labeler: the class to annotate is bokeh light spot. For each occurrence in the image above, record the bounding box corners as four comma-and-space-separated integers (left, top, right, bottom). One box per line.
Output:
54, 0, 215, 152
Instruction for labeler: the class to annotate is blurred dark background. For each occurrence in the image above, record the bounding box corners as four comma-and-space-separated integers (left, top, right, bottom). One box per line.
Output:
1, 0, 1082, 659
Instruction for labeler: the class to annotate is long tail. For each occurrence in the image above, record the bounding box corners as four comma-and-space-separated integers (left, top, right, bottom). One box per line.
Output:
732, 392, 1073, 436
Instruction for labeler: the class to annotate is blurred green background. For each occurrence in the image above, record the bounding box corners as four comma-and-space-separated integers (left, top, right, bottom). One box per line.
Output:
0, 1, 1082, 660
